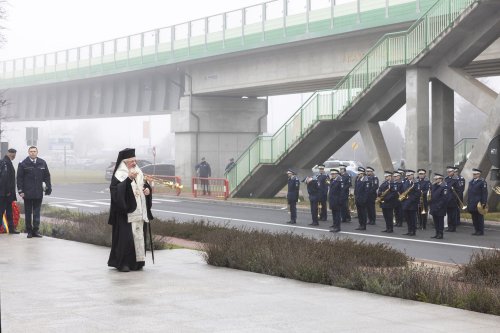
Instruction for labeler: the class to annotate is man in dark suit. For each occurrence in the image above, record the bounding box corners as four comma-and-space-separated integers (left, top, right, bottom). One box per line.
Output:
316, 165, 329, 222
0, 149, 20, 234
286, 169, 300, 224
304, 175, 320, 226
17, 146, 52, 238
429, 173, 449, 239
467, 168, 488, 236
328, 169, 343, 233
354, 167, 371, 230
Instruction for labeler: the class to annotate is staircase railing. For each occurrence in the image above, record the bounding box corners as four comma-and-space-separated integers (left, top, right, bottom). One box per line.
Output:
228, 0, 478, 194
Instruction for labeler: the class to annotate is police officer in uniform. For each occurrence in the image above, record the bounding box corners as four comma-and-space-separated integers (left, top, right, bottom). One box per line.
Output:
339, 164, 352, 223
354, 167, 371, 230
366, 167, 379, 225
400, 170, 421, 236
444, 166, 459, 232
378, 170, 398, 233
286, 169, 300, 224
304, 175, 320, 226
328, 169, 343, 233
454, 166, 466, 227
393, 171, 404, 227
416, 169, 430, 230
316, 165, 329, 222
467, 168, 488, 236
429, 173, 449, 239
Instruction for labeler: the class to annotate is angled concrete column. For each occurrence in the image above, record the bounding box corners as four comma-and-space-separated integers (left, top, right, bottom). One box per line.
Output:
359, 122, 393, 176
431, 79, 454, 175
405, 67, 430, 170
172, 96, 267, 185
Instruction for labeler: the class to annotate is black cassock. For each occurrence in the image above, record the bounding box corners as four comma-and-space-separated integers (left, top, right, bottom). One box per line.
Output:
107, 176, 154, 271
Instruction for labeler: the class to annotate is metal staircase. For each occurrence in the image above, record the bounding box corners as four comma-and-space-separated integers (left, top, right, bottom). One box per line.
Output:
228, 0, 483, 197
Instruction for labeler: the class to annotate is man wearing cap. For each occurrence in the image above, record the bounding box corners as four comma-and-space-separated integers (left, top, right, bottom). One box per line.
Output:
0, 148, 20, 234
400, 170, 421, 236
416, 169, 431, 230
454, 166, 466, 227
304, 175, 320, 226
316, 165, 329, 222
378, 171, 398, 233
354, 167, 371, 230
224, 157, 235, 174
366, 167, 379, 225
393, 171, 404, 227
429, 173, 448, 239
286, 169, 300, 224
108, 148, 154, 272
328, 169, 343, 232
339, 164, 352, 223
17, 146, 52, 238
467, 168, 488, 236
444, 166, 459, 232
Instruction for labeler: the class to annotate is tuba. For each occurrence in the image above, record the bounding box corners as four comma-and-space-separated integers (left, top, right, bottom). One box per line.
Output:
477, 202, 488, 215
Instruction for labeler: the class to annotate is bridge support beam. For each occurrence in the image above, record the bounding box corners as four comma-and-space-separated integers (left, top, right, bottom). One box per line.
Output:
431, 79, 455, 175
405, 67, 430, 171
359, 122, 393, 174
172, 96, 267, 185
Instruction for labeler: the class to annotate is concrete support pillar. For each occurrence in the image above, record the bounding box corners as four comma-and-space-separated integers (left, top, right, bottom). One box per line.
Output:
431, 79, 454, 175
359, 122, 393, 176
405, 67, 430, 171
171, 96, 267, 185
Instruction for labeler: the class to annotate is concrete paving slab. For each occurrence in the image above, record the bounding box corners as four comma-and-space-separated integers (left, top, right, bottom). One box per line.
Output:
0, 235, 499, 332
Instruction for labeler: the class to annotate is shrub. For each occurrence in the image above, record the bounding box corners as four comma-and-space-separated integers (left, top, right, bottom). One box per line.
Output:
455, 249, 500, 287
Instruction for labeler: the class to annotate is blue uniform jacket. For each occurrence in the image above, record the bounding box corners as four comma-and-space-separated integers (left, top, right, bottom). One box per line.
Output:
401, 179, 421, 211
287, 176, 300, 202
467, 178, 488, 212
328, 175, 343, 210
317, 173, 329, 199
417, 178, 431, 204
307, 177, 321, 202
378, 180, 399, 209
445, 176, 459, 208
429, 182, 448, 217
17, 157, 52, 200
368, 175, 379, 200
354, 175, 371, 205
340, 173, 351, 200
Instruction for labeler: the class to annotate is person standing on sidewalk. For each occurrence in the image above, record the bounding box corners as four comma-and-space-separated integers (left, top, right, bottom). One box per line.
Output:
17, 146, 52, 238
286, 169, 300, 224
0, 148, 20, 234
195, 157, 211, 195
467, 168, 488, 236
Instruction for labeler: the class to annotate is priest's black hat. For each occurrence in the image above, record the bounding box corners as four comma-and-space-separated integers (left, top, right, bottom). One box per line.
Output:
112, 148, 136, 175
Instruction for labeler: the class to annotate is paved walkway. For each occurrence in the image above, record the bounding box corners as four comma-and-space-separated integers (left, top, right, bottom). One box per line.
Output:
1, 235, 499, 332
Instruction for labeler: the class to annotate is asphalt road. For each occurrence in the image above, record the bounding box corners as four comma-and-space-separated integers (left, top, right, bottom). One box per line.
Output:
41, 183, 500, 264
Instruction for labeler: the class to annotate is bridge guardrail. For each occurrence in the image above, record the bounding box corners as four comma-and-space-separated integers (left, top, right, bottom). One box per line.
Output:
192, 177, 229, 200
0, 0, 438, 88
228, 0, 478, 195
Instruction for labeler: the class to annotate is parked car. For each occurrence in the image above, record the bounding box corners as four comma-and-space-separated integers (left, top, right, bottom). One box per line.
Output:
104, 159, 153, 180
140, 164, 175, 177
312, 160, 364, 175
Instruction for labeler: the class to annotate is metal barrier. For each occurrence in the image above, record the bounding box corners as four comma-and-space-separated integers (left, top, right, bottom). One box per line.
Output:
192, 177, 229, 200
146, 175, 183, 196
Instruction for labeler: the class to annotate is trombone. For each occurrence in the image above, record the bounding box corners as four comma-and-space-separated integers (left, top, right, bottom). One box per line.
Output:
451, 187, 467, 211
145, 175, 184, 190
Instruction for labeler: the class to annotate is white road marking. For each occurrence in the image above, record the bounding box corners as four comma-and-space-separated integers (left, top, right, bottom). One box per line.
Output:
151, 208, 496, 251
153, 198, 181, 203
70, 203, 99, 208
49, 204, 77, 209
91, 202, 110, 206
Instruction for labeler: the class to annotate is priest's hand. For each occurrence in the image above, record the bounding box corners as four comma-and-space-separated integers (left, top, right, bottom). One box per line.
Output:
143, 188, 150, 196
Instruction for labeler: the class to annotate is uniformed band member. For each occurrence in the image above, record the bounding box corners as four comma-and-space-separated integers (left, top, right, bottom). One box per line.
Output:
393, 171, 404, 227
467, 168, 488, 236
286, 169, 300, 224
304, 175, 320, 226
416, 169, 430, 230
429, 173, 448, 239
401, 170, 421, 236
354, 167, 371, 230
444, 166, 459, 232
366, 167, 379, 225
328, 168, 343, 233
339, 164, 352, 222
316, 165, 329, 221
454, 166, 466, 226
378, 170, 398, 233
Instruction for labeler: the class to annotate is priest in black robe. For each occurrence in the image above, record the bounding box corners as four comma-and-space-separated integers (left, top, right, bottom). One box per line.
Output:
107, 148, 154, 272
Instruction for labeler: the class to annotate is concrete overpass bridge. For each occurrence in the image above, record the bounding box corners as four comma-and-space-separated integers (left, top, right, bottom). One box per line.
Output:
1, 0, 500, 200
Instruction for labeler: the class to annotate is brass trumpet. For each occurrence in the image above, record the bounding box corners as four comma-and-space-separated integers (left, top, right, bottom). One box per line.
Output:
145, 175, 184, 190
